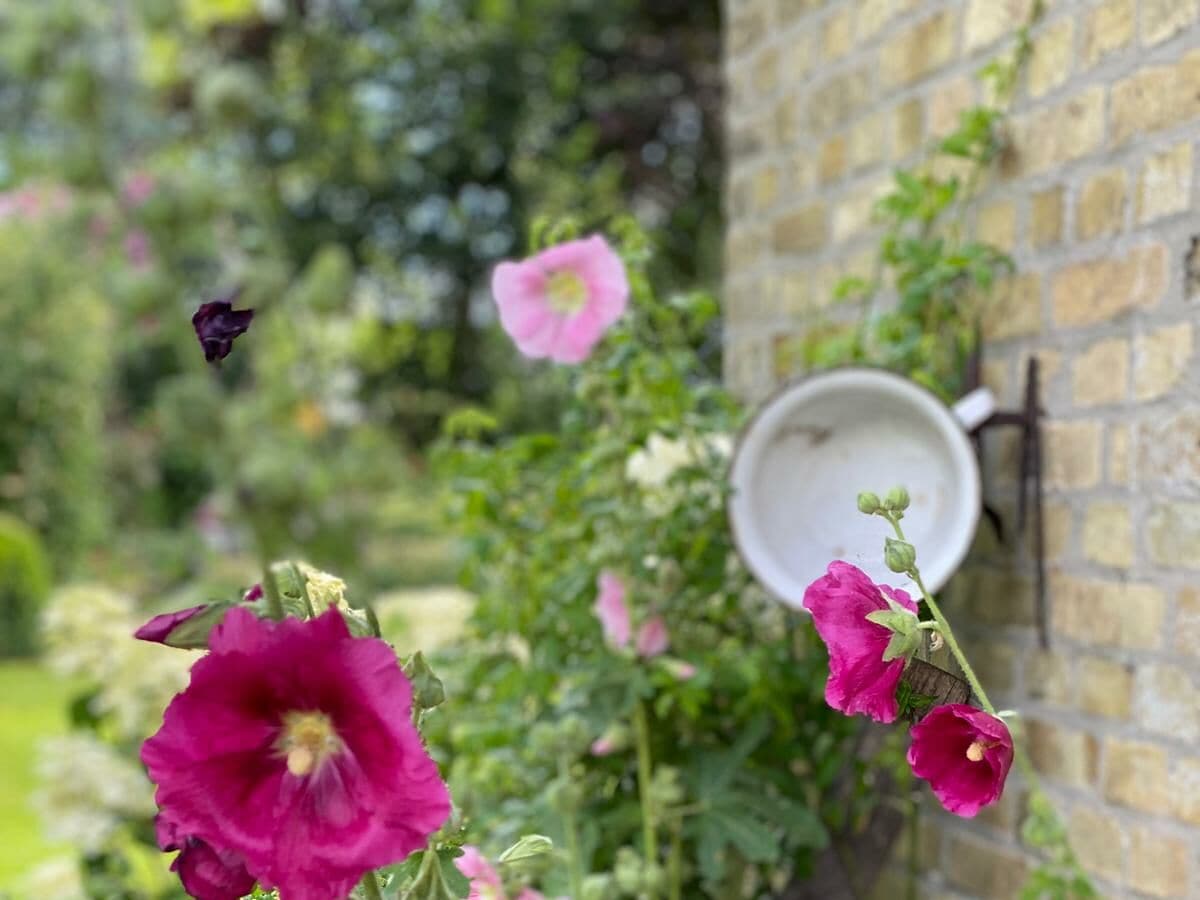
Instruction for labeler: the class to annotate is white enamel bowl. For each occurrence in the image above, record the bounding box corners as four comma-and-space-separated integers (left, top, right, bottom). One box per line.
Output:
728, 368, 990, 608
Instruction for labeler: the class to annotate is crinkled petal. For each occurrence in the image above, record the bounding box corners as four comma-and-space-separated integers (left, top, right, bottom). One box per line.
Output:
594, 572, 631, 650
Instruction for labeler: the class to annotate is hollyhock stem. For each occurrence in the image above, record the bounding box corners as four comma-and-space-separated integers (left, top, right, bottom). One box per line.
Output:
359, 870, 385, 900
557, 754, 586, 900
884, 516, 996, 716
633, 699, 659, 890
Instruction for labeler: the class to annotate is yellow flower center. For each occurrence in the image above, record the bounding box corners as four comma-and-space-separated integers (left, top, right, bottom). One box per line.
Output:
278, 711, 341, 777
966, 740, 988, 762
545, 270, 587, 314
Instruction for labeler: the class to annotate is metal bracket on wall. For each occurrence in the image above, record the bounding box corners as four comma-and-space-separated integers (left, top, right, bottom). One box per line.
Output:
964, 353, 1047, 648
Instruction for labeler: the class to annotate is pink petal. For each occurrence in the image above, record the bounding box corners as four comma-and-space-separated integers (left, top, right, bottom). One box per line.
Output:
594, 571, 631, 650
635, 616, 670, 658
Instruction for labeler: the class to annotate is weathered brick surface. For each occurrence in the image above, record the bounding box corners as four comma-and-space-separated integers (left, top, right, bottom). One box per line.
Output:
724, 0, 1200, 894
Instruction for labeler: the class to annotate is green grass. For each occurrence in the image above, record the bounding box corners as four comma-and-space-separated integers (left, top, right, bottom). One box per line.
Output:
0, 661, 78, 889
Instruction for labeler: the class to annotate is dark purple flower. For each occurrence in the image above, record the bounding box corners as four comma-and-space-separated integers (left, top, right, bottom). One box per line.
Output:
156, 813, 255, 900
192, 295, 254, 362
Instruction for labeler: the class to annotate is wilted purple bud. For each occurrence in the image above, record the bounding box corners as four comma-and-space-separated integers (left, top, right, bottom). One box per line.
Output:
192, 293, 254, 362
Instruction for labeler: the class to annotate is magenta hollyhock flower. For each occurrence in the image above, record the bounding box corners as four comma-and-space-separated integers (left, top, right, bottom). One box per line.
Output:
491, 235, 629, 364
456, 846, 504, 900
635, 616, 669, 658
155, 814, 255, 900
594, 571, 631, 650
192, 293, 254, 362
142, 607, 451, 899
802, 561, 918, 723
908, 704, 1014, 817
135, 605, 209, 644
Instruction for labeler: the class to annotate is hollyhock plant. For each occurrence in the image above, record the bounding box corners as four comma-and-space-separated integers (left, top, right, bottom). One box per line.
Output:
141, 607, 451, 898
491, 235, 629, 364
456, 846, 504, 900
802, 561, 918, 723
594, 571, 631, 650
635, 616, 669, 658
155, 814, 255, 900
192, 293, 254, 362
907, 704, 1014, 818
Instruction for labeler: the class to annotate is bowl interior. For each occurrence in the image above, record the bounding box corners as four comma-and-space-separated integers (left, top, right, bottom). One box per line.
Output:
729, 369, 981, 607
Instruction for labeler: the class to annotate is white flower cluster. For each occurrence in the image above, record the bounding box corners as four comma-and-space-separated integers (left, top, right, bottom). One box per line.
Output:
31, 734, 157, 855
624, 432, 732, 516
17, 856, 86, 900
41, 584, 193, 740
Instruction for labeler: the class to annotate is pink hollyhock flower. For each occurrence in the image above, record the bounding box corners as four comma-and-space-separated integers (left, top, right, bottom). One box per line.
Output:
456, 846, 504, 900
802, 561, 918, 723
135, 605, 209, 644
594, 571, 631, 650
590, 736, 618, 756
141, 607, 451, 899
155, 813, 255, 900
907, 704, 1013, 818
124, 229, 153, 269
635, 616, 669, 658
491, 235, 629, 364
123, 171, 156, 207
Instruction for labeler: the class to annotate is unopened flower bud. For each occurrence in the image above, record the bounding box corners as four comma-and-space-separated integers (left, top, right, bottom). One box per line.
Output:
857, 491, 882, 514
884, 537, 917, 574
884, 486, 910, 511
497, 834, 554, 864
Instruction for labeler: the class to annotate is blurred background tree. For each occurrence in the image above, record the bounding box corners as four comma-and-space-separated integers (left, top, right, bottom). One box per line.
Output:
0, 0, 722, 586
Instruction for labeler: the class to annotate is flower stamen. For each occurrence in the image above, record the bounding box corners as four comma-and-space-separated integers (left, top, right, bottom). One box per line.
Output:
278, 711, 341, 777
965, 740, 998, 762
545, 270, 587, 314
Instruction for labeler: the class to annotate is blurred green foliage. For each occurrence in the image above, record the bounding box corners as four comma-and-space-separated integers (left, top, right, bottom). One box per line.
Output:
0, 0, 721, 583
429, 224, 880, 898
0, 514, 52, 657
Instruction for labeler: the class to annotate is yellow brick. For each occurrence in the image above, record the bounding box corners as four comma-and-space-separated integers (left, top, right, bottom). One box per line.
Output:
750, 165, 780, 213
881, 10, 957, 88
1051, 574, 1166, 649
1108, 424, 1131, 485
1142, 0, 1200, 46
1104, 738, 1171, 812
1069, 805, 1125, 884
1076, 168, 1127, 240
1138, 142, 1193, 224
1177, 589, 1200, 661
960, 638, 1016, 694
752, 48, 780, 96
1136, 663, 1200, 742
1030, 187, 1064, 248
1011, 87, 1105, 175
1172, 756, 1200, 825
1082, 501, 1134, 567
775, 95, 802, 147
964, 0, 1037, 50
781, 32, 817, 85
832, 179, 886, 241
1028, 19, 1074, 98
1135, 322, 1193, 401
785, 149, 818, 193
892, 98, 923, 158
1028, 720, 1100, 788
1137, 411, 1200, 487
1130, 826, 1192, 897
929, 76, 974, 140
977, 199, 1016, 252
848, 113, 887, 171
772, 204, 828, 254
821, 7, 853, 60
1044, 420, 1103, 489
1051, 244, 1167, 327
807, 68, 872, 131
1027, 648, 1073, 705
1072, 338, 1129, 407
1147, 503, 1200, 569
1082, 0, 1135, 67
1043, 501, 1072, 560
980, 273, 1041, 340
818, 135, 847, 184
1078, 656, 1134, 719
944, 835, 1029, 898
856, 0, 900, 40
1112, 49, 1200, 145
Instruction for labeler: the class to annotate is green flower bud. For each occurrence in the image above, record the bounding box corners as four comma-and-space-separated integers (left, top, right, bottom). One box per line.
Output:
884, 537, 917, 574
857, 492, 882, 514
581, 874, 617, 900
884, 486, 911, 512
497, 834, 554, 865
402, 651, 446, 712
613, 847, 644, 894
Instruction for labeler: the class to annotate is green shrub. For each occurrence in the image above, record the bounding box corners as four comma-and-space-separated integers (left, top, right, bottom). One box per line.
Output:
0, 513, 52, 657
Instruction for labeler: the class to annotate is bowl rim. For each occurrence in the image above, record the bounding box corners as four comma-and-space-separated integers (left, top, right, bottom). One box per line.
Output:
727, 365, 982, 608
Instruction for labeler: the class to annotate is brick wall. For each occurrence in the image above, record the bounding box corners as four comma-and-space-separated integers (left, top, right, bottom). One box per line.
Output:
722, 1, 1200, 897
